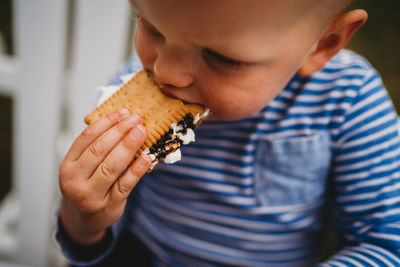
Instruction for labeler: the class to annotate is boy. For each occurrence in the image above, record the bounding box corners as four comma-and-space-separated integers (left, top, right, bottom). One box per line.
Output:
56, 0, 400, 266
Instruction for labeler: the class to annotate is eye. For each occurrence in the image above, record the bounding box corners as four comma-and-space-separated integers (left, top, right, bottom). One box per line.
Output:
135, 14, 164, 39
202, 48, 244, 70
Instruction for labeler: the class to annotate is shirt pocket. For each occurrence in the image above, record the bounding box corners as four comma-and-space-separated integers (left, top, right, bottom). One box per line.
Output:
254, 132, 332, 206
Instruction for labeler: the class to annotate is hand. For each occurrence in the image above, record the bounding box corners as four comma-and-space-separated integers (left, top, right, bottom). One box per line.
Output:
58, 108, 152, 245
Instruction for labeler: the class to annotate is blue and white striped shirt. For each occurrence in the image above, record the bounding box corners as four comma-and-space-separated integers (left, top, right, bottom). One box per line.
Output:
58, 50, 400, 266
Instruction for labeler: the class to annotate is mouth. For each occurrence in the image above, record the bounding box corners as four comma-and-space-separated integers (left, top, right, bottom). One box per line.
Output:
152, 77, 177, 98
157, 83, 180, 100
153, 75, 208, 109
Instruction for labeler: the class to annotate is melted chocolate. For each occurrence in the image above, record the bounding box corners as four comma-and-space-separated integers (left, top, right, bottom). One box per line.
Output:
149, 113, 195, 161
177, 113, 196, 134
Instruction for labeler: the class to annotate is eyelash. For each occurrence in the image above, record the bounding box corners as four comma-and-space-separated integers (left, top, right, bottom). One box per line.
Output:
135, 14, 245, 70
201, 49, 244, 69
135, 14, 164, 38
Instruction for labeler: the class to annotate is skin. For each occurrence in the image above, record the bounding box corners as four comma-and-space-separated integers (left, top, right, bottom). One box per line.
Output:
59, 110, 152, 244
58, 0, 367, 245
133, 0, 366, 121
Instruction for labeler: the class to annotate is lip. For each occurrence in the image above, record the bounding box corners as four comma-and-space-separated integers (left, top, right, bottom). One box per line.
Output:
159, 84, 178, 99
154, 79, 181, 100
153, 76, 205, 107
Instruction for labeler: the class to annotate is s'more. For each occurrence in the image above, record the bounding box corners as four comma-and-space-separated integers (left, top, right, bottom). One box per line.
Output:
84, 70, 210, 171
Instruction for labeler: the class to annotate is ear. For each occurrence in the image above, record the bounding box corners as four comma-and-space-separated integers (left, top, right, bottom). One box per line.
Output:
298, 9, 368, 76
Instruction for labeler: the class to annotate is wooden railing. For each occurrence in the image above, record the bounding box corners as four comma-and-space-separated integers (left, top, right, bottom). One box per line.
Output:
0, 1, 398, 267
0, 0, 134, 266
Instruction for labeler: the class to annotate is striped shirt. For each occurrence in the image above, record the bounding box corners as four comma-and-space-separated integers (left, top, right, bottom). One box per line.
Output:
57, 50, 400, 266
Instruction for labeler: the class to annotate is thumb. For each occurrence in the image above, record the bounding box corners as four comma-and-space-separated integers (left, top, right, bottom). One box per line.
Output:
109, 155, 152, 202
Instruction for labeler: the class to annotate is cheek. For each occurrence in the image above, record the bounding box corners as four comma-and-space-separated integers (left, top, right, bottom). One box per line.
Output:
197, 72, 277, 121
135, 29, 156, 68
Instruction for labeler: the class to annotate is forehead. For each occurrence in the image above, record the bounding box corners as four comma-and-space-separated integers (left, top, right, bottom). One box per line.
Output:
132, 0, 322, 60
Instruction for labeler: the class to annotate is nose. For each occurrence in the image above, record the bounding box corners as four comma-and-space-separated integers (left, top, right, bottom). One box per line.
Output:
153, 43, 194, 88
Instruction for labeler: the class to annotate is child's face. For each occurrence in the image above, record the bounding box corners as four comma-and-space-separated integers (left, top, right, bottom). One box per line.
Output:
131, 0, 327, 121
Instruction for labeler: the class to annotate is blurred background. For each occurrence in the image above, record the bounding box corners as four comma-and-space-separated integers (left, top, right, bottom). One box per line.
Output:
0, 0, 399, 266
347, 1, 400, 111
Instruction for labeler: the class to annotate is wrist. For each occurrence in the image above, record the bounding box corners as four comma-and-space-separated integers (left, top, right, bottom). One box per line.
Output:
59, 199, 107, 245
56, 215, 115, 262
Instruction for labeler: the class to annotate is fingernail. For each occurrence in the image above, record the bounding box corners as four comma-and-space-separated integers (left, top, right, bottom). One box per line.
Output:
128, 114, 140, 124
119, 108, 130, 115
130, 124, 146, 139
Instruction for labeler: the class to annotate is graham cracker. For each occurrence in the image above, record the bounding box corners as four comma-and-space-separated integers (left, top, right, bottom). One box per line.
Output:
84, 70, 206, 160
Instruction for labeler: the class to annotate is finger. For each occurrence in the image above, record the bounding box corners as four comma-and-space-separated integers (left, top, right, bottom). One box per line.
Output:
89, 124, 147, 198
108, 154, 152, 203
76, 114, 144, 179
66, 108, 131, 161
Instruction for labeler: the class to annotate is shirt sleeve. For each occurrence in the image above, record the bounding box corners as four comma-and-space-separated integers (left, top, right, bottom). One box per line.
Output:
54, 192, 139, 266
55, 216, 117, 266
318, 69, 400, 266
107, 55, 143, 85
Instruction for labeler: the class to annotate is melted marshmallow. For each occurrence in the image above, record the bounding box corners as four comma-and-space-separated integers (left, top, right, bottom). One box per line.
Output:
95, 73, 211, 169
96, 72, 137, 106
194, 108, 210, 124
171, 123, 196, 145
163, 149, 182, 164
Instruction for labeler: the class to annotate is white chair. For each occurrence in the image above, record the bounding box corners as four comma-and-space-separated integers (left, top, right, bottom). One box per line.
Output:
0, 0, 134, 266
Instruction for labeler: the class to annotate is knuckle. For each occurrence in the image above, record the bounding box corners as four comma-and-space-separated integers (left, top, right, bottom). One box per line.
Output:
59, 159, 76, 176
99, 161, 115, 179
60, 181, 84, 202
122, 133, 137, 149
125, 126, 147, 147
59, 179, 106, 215
129, 162, 144, 177
59, 164, 79, 194
116, 180, 133, 196
106, 111, 119, 123
59, 159, 69, 177
88, 142, 103, 158
81, 125, 94, 139
115, 120, 129, 135
136, 125, 147, 140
